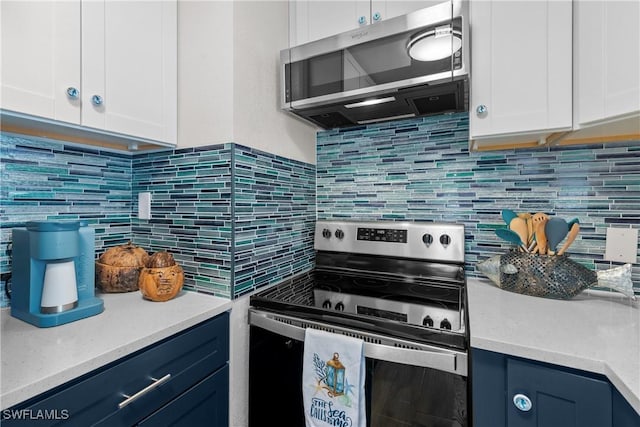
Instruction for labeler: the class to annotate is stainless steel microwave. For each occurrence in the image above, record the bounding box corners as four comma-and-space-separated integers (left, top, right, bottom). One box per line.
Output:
280, 0, 469, 129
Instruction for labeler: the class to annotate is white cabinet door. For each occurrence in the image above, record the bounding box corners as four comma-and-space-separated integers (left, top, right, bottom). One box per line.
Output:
469, 0, 572, 142
370, 0, 443, 25
290, 1, 446, 46
575, 0, 640, 127
0, 1, 81, 124
290, 0, 369, 46
82, 0, 177, 144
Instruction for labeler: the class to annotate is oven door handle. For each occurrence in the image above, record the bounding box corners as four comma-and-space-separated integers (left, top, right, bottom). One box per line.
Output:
249, 309, 467, 376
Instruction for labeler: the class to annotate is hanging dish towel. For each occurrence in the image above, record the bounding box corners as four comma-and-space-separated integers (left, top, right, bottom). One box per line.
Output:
302, 328, 366, 427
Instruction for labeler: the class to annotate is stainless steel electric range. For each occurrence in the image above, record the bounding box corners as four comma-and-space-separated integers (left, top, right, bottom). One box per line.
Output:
249, 220, 469, 427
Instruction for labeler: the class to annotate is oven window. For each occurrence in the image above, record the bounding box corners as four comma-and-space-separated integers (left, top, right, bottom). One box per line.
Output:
369, 360, 468, 427
250, 326, 468, 427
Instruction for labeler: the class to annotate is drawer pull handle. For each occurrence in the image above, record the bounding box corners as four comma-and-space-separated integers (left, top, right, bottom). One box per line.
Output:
118, 374, 171, 409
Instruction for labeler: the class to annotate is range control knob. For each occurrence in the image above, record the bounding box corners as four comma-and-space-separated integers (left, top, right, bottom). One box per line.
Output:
422, 315, 434, 327
322, 228, 332, 239
335, 229, 344, 239
335, 302, 345, 312
322, 300, 332, 309
422, 233, 434, 245
440, 234, 451, 246
440, 318, 452, 330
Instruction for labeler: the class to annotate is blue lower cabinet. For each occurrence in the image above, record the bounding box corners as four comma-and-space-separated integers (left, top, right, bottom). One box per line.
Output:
139, 365, 229, 426
2, 313, 229, 427
472, 348, 638, 427
506, 357, 611, 427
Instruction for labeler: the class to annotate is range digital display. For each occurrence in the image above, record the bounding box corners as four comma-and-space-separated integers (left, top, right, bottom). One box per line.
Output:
357, 227, 407, 243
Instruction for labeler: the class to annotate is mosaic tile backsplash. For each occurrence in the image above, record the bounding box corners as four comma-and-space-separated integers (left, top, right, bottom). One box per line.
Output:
0, 135, 316, 305
131, 144, 234, 298
233, 145, 316, 297
0, 134, 133, 306
316, 112, 639, 293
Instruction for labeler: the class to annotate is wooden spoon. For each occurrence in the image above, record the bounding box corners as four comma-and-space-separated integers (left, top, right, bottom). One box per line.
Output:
510, 217, 530, 252
532, 214, 549, 254
517, 212, 534, 245
557, 223, 580, 256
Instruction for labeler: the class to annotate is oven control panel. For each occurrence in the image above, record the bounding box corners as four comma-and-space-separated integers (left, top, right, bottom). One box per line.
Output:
314, 220, 465, 263
357, 227, 407, 243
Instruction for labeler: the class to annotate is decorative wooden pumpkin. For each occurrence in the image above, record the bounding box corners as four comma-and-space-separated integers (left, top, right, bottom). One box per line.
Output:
138, 251, 184, 302
95, 242, 149, 293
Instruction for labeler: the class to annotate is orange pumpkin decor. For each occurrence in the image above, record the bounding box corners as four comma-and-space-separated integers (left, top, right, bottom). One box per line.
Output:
138, 251, 184, 302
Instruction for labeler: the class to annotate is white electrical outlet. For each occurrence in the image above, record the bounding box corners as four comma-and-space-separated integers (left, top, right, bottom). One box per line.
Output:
604, 227, 638, 264
138, 192, 151, 220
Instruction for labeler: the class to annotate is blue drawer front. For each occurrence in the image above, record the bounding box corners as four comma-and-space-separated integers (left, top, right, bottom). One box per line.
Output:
3, 313, 229, 427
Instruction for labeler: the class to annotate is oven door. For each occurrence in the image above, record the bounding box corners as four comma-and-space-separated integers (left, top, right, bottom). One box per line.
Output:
249, 310, 468, 427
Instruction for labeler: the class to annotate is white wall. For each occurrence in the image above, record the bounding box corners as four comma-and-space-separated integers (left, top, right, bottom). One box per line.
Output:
177, 0, 318, 165
178, 0, 235, 146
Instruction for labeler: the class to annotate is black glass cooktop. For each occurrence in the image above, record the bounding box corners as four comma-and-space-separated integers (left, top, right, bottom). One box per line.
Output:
250, 260, 468, 350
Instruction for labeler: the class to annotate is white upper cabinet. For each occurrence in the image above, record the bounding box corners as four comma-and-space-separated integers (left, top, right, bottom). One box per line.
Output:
289, 0, 441, 46
82, 1, 176, 144
0, 0, 177, 148
568, 0, 640, 143
0, 1, 81, 124
469, 0, 573, 150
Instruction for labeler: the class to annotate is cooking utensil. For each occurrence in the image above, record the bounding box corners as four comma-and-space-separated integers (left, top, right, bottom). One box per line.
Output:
545, 217, 569, 255
495, 228, 528, 252
517, 212, 534, 245
509, 217, 530, 252
531, 213, 549, 254
501, 209, 518, 226
557, 222, 580, 256
567, 218, 580, 229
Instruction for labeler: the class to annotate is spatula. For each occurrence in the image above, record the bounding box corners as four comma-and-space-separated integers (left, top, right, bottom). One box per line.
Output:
495, 228, 528, 252
545, 217, 569, 255
501, 209, 518, 226
557, 222, 580, 256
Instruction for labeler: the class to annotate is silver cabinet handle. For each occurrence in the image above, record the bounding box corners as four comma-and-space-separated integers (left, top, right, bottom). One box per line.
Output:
66, 87, 79, 99
373, 12, 381, 21
358, 16, 367, 25
91, 95, 104, 106
476, 104, 487, 115
118, 374, 171, 409
513, 393, 533, 412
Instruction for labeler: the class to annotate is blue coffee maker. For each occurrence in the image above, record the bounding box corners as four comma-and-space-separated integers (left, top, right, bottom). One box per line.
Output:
11, 220, 104, 327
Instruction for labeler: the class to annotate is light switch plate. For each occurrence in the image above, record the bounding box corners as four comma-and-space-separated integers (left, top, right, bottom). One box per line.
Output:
604, 227, 638, 264
138, 192, 151, 220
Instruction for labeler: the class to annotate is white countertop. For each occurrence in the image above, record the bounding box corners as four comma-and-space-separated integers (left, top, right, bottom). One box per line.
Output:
0, 290, 232, 409
467, 277, 640, 415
